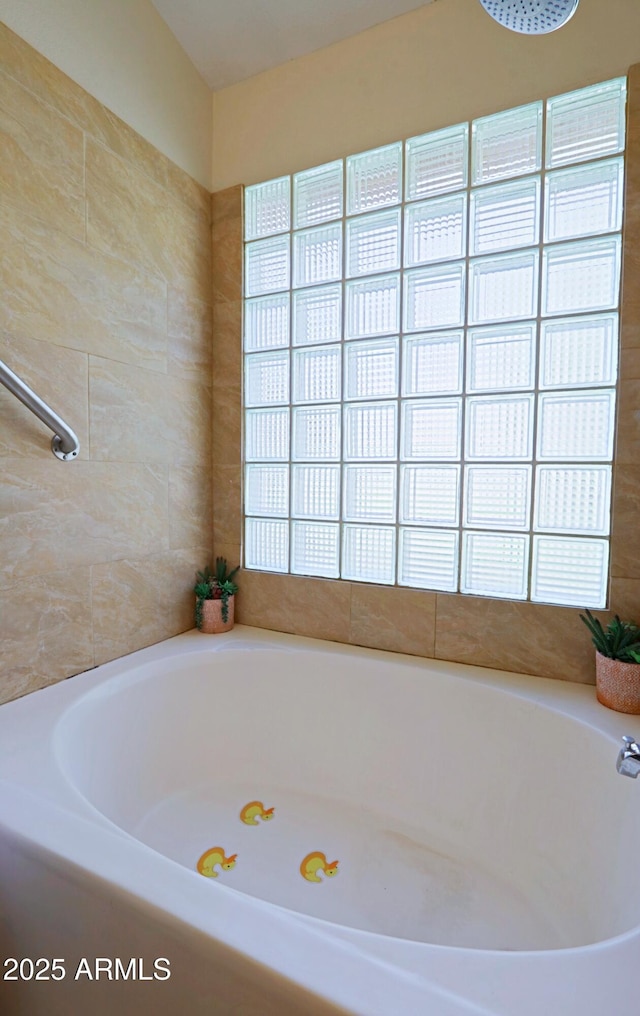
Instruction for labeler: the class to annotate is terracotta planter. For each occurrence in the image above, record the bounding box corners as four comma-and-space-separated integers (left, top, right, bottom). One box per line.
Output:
198, 595, 235, 634
595, 651, 640, 714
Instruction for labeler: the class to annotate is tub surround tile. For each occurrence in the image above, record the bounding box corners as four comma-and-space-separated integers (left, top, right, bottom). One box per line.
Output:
0, 69, 85, 242
610, 464, 640, 578
614, 380, 640, 465
620, 347, 640, 379
213, 464, 242, 548
168, 289, 213, 381
86, 139, 211, 302
212, 186, 242, 226
435, 594, 594, 684
212, 217, 243, 304
0, 567, 93, 702
91, 548, 208, 666
349, 585, 437, 657
237, 571, 352, 643
89, 357, 211, 467
0, 202, 168, 372
169, 463, 214, 551
609, 579, 640, 621
0, 331, 89, 459
214, 543, 242, 575
0, 460, 169, 587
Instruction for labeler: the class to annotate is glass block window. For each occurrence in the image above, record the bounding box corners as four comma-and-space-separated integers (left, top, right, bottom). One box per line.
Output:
244, 78, 626, 607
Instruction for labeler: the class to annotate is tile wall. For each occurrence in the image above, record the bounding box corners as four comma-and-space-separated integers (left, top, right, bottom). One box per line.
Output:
213, 63, 640, 685
0, 23, 213, 702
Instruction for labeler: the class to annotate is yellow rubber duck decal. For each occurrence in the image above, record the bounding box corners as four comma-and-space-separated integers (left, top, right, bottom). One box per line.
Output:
240, 801, 275, 825
196, 847, 237, 878
300, 851, 340, 882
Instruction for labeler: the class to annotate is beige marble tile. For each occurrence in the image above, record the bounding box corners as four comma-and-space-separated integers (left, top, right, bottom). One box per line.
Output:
169, 463, 213, 551
86, 139, 211, 303
0, 202, 168, 371
212, 204, 243, 304
89, 357, 212, 466
0, 566, 93, 703
610, 464, 640, 578
0, 460, 169, 587
212, 186, 242, 226
168, 288, 213, 381
0, 331, 89, 460
614, 379, 640, 465
0, 69, 84, 241
236, 570, 352, 642
212, 300, 242, 465
621, 346, 640, 379
435, 594, 595, 684
213, 464, 242, 548
213, 544, 242, 575
0, 22, 208, 213
609, 579, 640, 622
350, 584, 437, 657
91, 547, 209, 665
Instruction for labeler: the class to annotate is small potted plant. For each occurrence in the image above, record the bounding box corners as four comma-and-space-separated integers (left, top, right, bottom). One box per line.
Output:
195, 558, 239, 634
580, 609, 640, 714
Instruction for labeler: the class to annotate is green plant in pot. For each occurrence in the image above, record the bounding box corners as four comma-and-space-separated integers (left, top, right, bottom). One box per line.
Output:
580, 609, 640, 714
195, 558, 239, 634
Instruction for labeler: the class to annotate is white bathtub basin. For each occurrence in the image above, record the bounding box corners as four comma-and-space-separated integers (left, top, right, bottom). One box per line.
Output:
0, 626, 639, 1015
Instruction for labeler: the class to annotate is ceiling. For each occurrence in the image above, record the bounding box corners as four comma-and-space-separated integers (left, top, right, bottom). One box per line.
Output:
150, 0, 437, 91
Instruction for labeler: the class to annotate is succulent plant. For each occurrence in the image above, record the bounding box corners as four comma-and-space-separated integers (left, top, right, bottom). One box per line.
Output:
195, 557, 240, 628
580, 609, 640, 663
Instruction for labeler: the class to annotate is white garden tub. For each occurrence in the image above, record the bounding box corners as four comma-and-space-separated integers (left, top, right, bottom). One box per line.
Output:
1, 626, 639, 1015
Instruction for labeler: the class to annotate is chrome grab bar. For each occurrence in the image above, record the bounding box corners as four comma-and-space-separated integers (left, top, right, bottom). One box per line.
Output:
0, 358, 80, 460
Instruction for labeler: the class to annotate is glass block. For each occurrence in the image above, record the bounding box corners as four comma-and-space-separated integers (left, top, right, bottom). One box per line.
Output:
404, 263, 465, 333
406, 124, 468, 201
345, 274, 400, 339
292, 464, 340, 519
531, 535, 608, 608
294, 160, 343, 228
542, 237, 621, 317
401, 398, 462, 461
546, 78, 627, 169
404, 194, 466, 266
245, 407, 290, 461
461, 532, 529, 600
343, 465, 397, 523
344, 337, 399, 400
291, 521, 340, 578
466, 324, 535, 393
245, 235, 290, 297
534, 465, 611, 535
537, 390, 615, 461
472, 102, 542, 185
347, 143, 402, 214
245, 176, 290, 240
292, 405, 341, 461
342, 524, 396, 584
245, 517, 289, 572
245, 293, 290, 351
293, 223, 342, 288
469, 250, 539, 325
245, 350, 289, 407
470, 177, 540, 255
293, 284, 342, 346
344, 401, 397, 460
464, 465, 531, 530
292, 345, 341, 403
402, 332, 463, 397
400, 465, 460, 526
544, 159, 624, 243
466, 394, 534, 461
539, 314, 618, 389
346, 209, 401, 277
245, 464, 289, 517
398, 528, 458, 591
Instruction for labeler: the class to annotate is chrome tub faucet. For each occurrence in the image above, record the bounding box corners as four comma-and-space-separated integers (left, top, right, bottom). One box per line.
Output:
617, 736, 640, 778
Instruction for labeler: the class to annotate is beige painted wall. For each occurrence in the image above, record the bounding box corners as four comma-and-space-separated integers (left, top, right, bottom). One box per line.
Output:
212, 0, 640, 190
0, 24, 213, 703
0, 0, 212, 187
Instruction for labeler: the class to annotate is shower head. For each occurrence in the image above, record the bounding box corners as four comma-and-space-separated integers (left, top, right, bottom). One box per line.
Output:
477, 0, 580, 35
